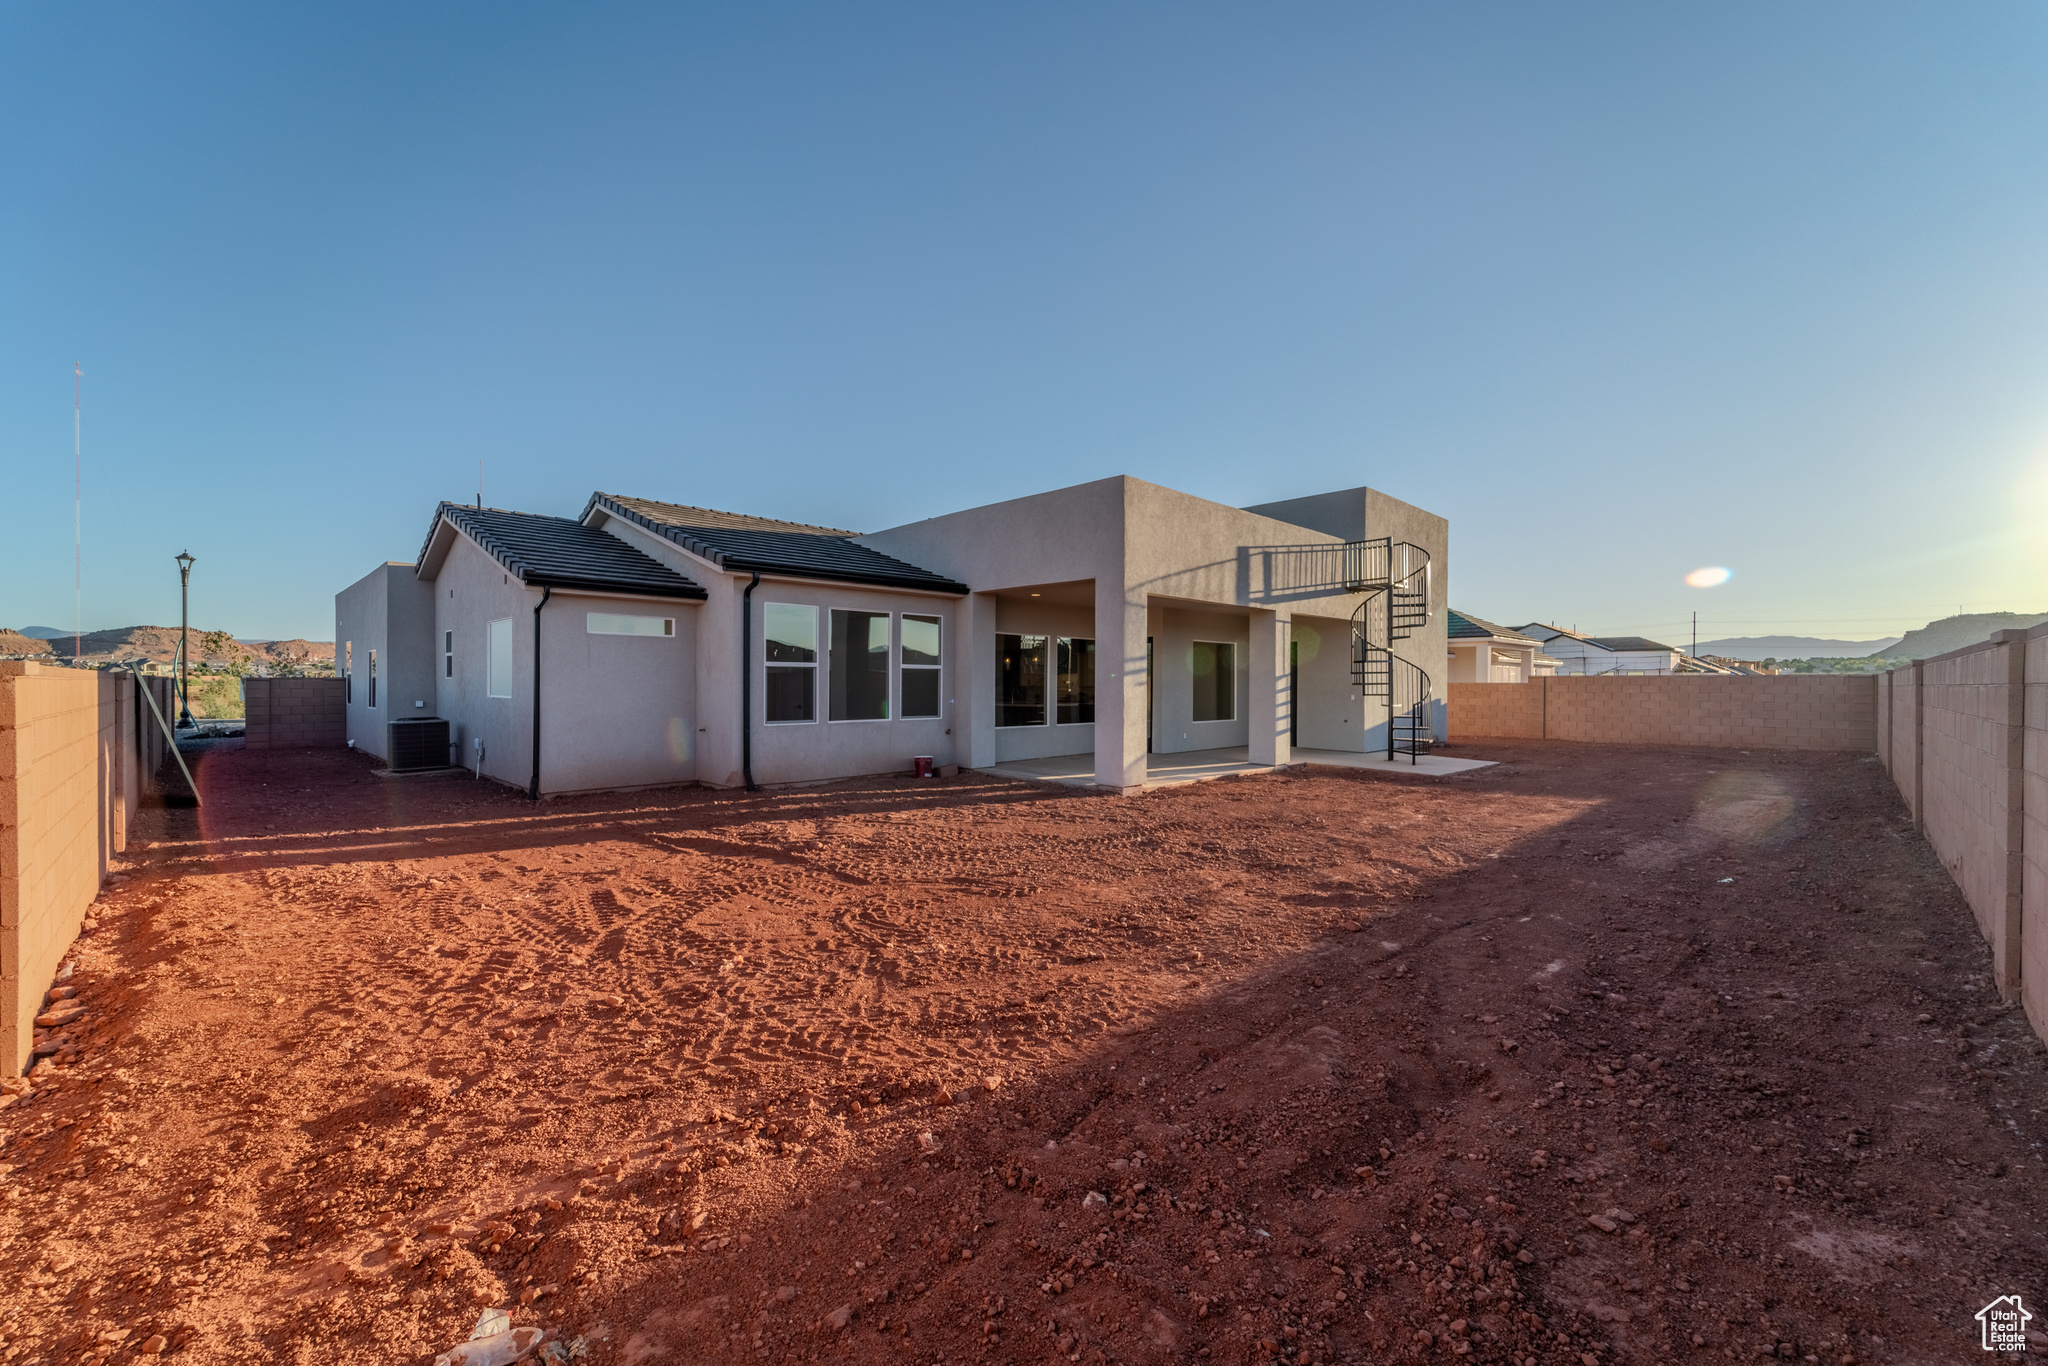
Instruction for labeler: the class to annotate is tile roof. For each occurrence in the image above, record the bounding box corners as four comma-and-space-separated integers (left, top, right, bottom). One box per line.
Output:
425, 504, 707, 599
1448, 610, 1538, 644
586, 493, 968, 595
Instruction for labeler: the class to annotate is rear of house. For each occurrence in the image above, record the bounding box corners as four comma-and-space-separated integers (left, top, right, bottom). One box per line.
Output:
336, 476, 1450, 794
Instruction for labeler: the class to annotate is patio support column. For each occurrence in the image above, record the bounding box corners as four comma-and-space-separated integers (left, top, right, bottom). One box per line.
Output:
1249, 607, 1289, 768
1094, 580, 1148, 792
964, 592, 998, 770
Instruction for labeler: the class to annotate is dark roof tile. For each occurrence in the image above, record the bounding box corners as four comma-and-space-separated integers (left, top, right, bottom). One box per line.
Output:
1448, 610, 1537, 643
424, 504, 706, 599
587, 493, 967, 594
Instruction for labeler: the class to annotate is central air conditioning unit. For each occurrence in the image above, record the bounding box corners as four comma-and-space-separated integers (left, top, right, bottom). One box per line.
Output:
387, 716, 452, 773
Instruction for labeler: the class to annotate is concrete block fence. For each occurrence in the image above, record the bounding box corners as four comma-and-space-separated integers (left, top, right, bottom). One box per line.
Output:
1448, 674, 1878, 751
243, 676, 346, 750
0, 664, 147, 1076
1877, 626, 2047, 1037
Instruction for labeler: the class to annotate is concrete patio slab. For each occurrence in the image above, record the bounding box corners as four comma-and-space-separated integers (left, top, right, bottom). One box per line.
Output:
981, 744, 1494, 789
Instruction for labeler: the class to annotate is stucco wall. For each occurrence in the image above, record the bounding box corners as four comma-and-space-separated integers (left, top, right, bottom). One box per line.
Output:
0, 665, 136, 1076
744, 580, 963, 787
423, 534, 706, 794
335, 562, 434, 761
1446, 675, 1877, 750
1147, 605, 1251, 755
244, 677, 346, 749
428, 535, 542, 785
1290, 612, 1366, 752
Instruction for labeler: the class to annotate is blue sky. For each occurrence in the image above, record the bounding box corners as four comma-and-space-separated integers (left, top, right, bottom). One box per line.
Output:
4, 3, 2044, 644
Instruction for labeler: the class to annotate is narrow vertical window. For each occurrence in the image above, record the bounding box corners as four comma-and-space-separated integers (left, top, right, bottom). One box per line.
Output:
1056, 637, 1095, 724
1190, 641, 1236, 722
997, 634, 1048, 727
368, 649, 379, 709
900, 614, 942, 719
829, 610, 891, 721
764, 603, 818, 723
444, 630, 454, 679
487, 618, 513, 698
344, 641, 353, 704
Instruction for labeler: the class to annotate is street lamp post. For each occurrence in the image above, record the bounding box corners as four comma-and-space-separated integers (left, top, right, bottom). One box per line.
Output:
175, 551, 195, 728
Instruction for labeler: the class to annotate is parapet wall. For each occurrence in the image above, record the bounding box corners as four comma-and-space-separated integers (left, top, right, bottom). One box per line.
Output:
1449, 675, 1877, 751
244, 677, 346, 750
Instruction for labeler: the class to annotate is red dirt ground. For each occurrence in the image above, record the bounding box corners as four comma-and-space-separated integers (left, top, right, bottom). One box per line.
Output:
2, 741, 2042, 1366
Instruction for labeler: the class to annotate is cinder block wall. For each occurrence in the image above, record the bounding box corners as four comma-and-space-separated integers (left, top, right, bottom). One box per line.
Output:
1919, 643, 2024, 994
244, 677, 346, 750
1875, 626, 2046, 1041
2025, 632, 2048, 1039
1447, 675, 1878, 751
1447, 682, 1545, 739
0, 664, 130, 1076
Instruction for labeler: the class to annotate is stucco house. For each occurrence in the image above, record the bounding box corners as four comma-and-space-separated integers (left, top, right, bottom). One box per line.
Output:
335, 476, 1448, 795
1445, 611, 1552, 683
1513, 624, 1681, 676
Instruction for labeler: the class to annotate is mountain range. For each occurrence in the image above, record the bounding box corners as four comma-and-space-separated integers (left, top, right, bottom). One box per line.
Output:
1694, 635, 1902, 660
1696, 611, 2046, 661
3, 625, 334, 667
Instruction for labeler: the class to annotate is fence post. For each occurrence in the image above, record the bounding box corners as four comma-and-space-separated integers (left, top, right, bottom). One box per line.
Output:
1996, 631, 2028, 1002
1911, 658, 1926, 832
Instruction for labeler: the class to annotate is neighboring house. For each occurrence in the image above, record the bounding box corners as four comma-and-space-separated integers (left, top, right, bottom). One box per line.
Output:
336, 476, 1449, 795
1693, 654, 1777, 676
1514, 624, 1682, 675
1445, 611, 1544, 683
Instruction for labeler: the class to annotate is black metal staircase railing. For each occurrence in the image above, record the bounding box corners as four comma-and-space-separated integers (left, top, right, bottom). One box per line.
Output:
1345, 536, 1435, 764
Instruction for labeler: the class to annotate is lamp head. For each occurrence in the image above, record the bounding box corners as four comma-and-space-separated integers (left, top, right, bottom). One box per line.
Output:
175, 550, 195, 581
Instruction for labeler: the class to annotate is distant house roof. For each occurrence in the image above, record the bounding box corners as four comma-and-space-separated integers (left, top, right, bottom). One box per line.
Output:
423, 503, 707, 600
585, 493, 968, 595
1583, 636, 1678, 653
1448, 610, 1538, 644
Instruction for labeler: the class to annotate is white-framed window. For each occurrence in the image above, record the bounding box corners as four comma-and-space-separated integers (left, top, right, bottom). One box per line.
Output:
588, 612, 674, 637
900, 613, 941, 719
367, 649, 378, 708
444, 630, 454, 679
1056, 637, 1094, 724
487, 618, 514, 699
764, 603, 817, 724
1190, 640, 1236, 722
829, 609, 891, 721
997, 633, 1047, 727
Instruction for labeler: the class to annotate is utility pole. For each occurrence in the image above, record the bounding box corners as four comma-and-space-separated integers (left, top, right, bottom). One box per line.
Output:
1692, 611, 1697, 658
73, 363, 81, 664
176, 551, 196, 727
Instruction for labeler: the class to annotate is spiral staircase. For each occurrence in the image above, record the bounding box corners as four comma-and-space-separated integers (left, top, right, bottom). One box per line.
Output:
1344, 538, 1435, 764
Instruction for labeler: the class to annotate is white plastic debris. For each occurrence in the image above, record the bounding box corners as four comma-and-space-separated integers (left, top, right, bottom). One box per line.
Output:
471, 1309, 512, 1340
433, 1325, 545, 1366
